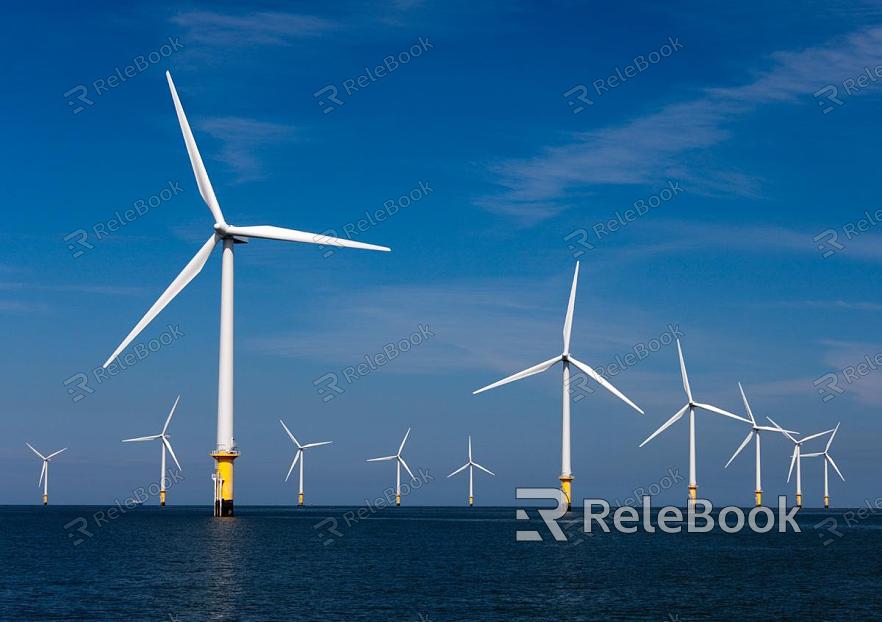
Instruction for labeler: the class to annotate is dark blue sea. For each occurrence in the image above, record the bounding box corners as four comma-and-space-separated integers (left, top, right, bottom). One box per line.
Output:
1, 505, 879, 621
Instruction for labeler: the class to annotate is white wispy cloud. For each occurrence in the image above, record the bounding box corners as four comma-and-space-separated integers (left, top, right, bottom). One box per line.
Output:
479, 26, 882, 224
199, 116, 298, 183
170, 10, 338, 46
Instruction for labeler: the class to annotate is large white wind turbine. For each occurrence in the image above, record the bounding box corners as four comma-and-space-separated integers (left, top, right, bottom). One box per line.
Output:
122, 395, 183, 507
367, 428, 415, 507
640, 340, 750, 505
473, 262, 643, 510
280, 420, 332, 507
723, 383, 796, 507
101, 72, 389, 517
25, 443, 67, 506
767, 417, 834, 508
448, 436, 495, 507
802, 422, 844, 509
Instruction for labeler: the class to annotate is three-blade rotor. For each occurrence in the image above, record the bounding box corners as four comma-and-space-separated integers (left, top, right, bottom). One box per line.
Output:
280, 419, 332, 481
448, 436, 495, 478
122, 395, 183, 471
367, 428, 415, 480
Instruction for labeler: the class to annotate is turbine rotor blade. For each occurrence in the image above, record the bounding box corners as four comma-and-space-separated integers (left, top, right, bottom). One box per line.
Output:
766, 417, 799, 444
165, 71, 226, 226
46, 448, 67, 460
801, 429, 835, 443
724, 430, 754, 469
827, 454, 845, 481
103, 233, 218, 368
398, 457, 415, 480
639, 404, 688, 447
787, 446, 798, 482
25, 443, 46, 460
473, 356, 562, 395
223, 225, 390, 253
39, 461, 46, 487
285, 451, 302, 481
468, 436, 472, 461
279, 420, 301, 448
162, 395, 181, 435
366, 455, 397, 462
162, 437, 182, 472
301, 441, 332, 449
562, 262, 579, 353
398, 428, 411, 455
473, 462, 495, 476
738, 382, 755, 425
122, 435, 162, 443
568, 357, 644, 414
695, 402, 750, 423
676, 339, 693, 403
826, 422, 841, 452
447, 463, 469, 478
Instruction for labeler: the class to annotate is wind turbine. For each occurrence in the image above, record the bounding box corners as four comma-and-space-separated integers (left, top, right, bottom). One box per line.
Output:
280, 420, 332, 507
122, 395, 183, 506
448, 436, 495, 507
473, 262, 643, 510
802, 422, 844, 509
767, 417, 834, 508
101, 72, 389, 517
640, 340, 750, 505
25, 443, 67, 506
367, 428, 415, 506
723, 383, 796, 507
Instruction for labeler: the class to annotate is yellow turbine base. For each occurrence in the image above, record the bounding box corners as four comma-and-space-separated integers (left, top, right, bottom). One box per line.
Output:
824, 495, 830, 509
796, 494, 802, 508
42, 494, 47, 506
755, 490, 762, 507
211, 450, 239, 517
298, 493, 304, 507
396, 494, 401, 507
688, 484, 697, 501
160, 490, 166, 506
468, 496, 474, 507
560, 475, 573, 511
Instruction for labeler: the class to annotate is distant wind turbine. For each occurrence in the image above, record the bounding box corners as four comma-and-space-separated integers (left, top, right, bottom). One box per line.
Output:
767, 417, 834, 508
802, 422, 844, 509
122, 395, 183, 506
473, 262, 643, 510
723, 383, 795, 506
448, 436, 495, 507
640, 340, 750, 505
367, 428, 415, 506
280, 420, 332, 507
101, 71, 389, 517
25, 443, 67, 506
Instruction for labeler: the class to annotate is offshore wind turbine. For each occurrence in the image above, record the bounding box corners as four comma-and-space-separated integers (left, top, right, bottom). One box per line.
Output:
723, 383, 795, 506
25, 443, 66, 505
767, 417, 834, 508
280, 420, 332, 507
101, 72, 389, 517
802, 422, 844, 509
448, 436, 495, 507
367, 428, 415, 506
473, 262, 644, 510
122, 395, 183, 506
640, 340, 750, 505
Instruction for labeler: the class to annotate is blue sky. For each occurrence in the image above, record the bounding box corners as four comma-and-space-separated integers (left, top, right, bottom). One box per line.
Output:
3, 1, 882, 506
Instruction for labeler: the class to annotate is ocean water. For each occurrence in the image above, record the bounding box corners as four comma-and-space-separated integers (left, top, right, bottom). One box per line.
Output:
1, 505, 880, 621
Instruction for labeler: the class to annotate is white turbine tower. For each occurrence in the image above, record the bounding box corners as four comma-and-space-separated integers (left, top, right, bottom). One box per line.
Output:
101, 72, 389, 517
640, 340, 750, 505
767, 417, 834, 508
280, 420, 332, 507
25, 443, 67, 506
367, 428, 415, 507
448, 436, 495, 507
802, 422, 844, 509
723, 383, 796, 507
473, 262, 643, 510
122, 395, 183, 507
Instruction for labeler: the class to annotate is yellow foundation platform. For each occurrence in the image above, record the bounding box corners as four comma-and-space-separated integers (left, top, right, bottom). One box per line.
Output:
211, 450, 239, 517
560, 475, 573, 511
755, 490, 762, 507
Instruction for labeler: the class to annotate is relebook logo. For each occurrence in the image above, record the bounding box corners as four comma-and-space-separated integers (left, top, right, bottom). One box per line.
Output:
515, 488, 801, 541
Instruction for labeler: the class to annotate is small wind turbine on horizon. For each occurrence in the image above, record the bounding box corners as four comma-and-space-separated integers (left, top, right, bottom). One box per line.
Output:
640, 340, 750, 505
767, 417, 834, 508
473, 262, 644, 510
101, 71, 389, 517
367, 428, 415, 507
723, 383, 796, 507
448, 436, 495, 507
122, 395, 183, 507
25, 443, 67, 506
802, 422, 844, 509
280, 420, 332, 507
